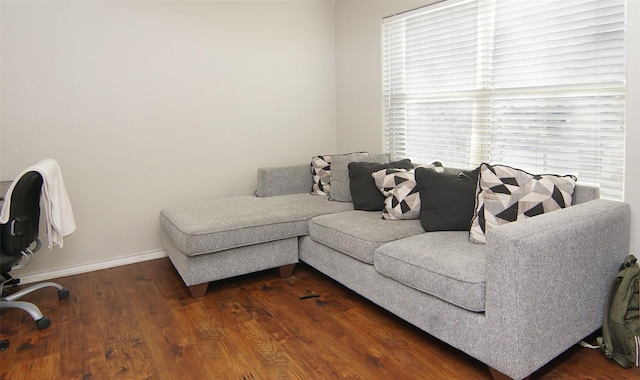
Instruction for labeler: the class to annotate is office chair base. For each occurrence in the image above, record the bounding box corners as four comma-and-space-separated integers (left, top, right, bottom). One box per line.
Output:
2, 281, 68, 302
0, 300, 48, 328
0, 273, 20, 287
0, 282, 69, 329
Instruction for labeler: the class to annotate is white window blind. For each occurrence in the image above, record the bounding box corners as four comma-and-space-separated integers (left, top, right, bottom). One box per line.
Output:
382, 0, 627, 200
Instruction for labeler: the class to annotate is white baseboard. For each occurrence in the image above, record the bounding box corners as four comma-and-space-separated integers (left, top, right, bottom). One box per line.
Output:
16, 250, 168, 285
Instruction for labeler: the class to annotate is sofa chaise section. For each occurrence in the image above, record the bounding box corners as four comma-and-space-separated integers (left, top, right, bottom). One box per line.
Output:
160, 193, 352, 297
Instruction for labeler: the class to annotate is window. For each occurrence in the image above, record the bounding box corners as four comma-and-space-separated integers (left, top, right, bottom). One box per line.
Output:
382, 0, 627, 200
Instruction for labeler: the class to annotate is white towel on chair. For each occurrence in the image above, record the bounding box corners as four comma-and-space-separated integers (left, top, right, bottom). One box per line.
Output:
0, 159, 76, 248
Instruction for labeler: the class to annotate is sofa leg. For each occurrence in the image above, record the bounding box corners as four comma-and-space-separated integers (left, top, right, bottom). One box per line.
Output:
489, 367, 530, 380
278, 264, 296, 278
188, 283, 209, 298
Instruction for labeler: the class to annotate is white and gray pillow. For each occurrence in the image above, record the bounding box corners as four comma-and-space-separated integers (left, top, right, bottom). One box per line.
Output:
349, 159, 414, 211
310, 155, 332, 195
373, 161, 444, 220
469, 163, 577, 244
310, 152, 371, 196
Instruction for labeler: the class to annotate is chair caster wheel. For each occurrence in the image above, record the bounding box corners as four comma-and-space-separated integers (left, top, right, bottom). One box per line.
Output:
58, 288, 70, 299
36, 317, 51, 330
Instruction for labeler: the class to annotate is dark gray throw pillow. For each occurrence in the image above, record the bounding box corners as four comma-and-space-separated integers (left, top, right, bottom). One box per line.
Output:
348, 159, 413, 211
415, 166, 480, 231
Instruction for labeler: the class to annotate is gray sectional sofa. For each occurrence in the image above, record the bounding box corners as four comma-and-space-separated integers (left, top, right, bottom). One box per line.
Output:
160, 157, 631, 380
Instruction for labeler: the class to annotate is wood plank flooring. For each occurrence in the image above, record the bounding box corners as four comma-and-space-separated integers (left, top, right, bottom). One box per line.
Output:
0, 258, 637, 379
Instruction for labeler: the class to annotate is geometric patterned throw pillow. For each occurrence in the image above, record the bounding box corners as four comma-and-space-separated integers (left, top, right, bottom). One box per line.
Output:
372, 160, 444, 220
311, 152, 375, 198
310, 155, 331, 195
373, 168, 416, 220
469, 163, 577, 244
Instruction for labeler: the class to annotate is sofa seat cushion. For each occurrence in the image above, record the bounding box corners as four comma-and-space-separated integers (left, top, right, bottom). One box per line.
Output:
160, 193, 353, 256
308, 211, 424, 264
374, 232, 488, 312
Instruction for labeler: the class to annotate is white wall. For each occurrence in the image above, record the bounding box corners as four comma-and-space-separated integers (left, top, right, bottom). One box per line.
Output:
335, 0, 436, 154
335, 0, 640, 254
0, 0, 337, 279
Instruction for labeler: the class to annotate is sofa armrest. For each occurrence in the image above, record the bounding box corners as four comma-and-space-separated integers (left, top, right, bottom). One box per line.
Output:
256, 164, 313, 197
484, 199, 630, 379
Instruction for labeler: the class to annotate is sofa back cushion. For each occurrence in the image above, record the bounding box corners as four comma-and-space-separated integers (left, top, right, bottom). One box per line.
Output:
257, 164, 313, 198
329, 153, 390, 202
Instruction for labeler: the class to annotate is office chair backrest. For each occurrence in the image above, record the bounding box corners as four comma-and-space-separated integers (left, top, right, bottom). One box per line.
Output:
1, 171, 43, 265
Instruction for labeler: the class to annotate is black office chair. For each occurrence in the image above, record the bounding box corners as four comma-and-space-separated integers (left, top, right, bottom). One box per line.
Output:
0, 171, 69, 330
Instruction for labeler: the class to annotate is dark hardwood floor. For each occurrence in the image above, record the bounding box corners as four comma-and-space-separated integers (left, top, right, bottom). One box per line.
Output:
0, 258, 637, 380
